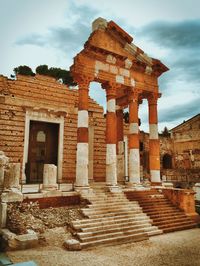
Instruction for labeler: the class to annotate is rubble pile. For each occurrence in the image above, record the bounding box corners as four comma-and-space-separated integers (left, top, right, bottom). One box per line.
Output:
6, 201, 84, 235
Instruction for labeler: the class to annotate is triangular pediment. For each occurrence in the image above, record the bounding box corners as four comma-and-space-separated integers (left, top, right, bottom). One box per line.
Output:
88, 28, 129, 58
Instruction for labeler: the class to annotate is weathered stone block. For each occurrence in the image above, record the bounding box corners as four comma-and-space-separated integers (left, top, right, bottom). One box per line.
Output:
64, 239, 81, 251
0, 202, 7, 228
4, 163, 20, 189
0, 151, 9, 189
0, 229, 38, 250
42, 164, 58, 190
1, 188, 23, 203
194, 183, 200, 201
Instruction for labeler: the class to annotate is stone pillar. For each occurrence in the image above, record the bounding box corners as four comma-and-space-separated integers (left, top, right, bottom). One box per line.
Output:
103, 82, 117, 186
42, 164, 58, 190
116, 107, 124, 182
128, 90, 140, 184
75, 77, 90, 188
3, 163, 20, 190
0, 151, 9, 191
148, 93, 161, 184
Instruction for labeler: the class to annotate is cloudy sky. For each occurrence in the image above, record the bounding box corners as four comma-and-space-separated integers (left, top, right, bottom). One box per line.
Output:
0, 0, 200, 132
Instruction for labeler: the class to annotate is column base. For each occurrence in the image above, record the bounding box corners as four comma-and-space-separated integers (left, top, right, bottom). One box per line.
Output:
106, 185, 122, 193
126, 182, 146, 190
74, 185, 93, 198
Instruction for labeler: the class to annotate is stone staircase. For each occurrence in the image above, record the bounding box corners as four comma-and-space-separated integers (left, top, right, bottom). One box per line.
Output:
125, 189, 198, 233
70, 184, 162, 249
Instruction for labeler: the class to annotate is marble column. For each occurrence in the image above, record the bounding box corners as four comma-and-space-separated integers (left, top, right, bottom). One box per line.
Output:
128, 90, 140, 184
148, 93, 161, 184
75, 77, 90, 187
103, 82, 117, 186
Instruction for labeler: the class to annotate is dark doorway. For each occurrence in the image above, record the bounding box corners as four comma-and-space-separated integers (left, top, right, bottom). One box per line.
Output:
26, 121, 59, 183
163, 153, 173, 169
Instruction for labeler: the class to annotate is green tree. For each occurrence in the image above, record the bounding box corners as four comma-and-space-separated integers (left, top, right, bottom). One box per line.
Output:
161, 126, 170, 137
14, 65, 35, 76
35, 64, 48, 75
36, 65, 77, 86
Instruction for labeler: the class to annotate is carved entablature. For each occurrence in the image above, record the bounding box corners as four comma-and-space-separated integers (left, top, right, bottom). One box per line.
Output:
70, 18, 168, 109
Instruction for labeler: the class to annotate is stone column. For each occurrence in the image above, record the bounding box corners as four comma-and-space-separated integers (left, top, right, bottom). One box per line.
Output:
148, 93, 161, 184
103, 82, 117, 186
75, 77, 90, 188
116, 107, 124, 182
128, 90, 140, 184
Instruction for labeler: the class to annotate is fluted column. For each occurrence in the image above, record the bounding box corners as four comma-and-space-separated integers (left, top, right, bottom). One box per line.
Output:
148, 93, 161, 184
103, 82, 117, 186
75, 76, 90, 187
128, 89, 140, 184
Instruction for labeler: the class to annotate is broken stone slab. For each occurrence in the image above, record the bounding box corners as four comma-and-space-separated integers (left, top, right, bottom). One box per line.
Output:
64, 239, 81, 251
0, 228, 38, 250
1, 188, 23, 203
4, 163, 21, 190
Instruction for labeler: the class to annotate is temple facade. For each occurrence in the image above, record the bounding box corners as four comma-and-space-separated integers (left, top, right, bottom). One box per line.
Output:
71, 18, 168, 189
0, 18, 170, 193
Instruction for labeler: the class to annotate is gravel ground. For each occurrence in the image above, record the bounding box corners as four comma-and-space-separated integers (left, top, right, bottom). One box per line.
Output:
7, 228, 200, 266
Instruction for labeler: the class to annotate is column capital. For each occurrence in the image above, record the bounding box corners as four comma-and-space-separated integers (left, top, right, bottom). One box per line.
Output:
73, 74, 92, 89
147, 93, 161, 105
128, 88, 142, 103
102, 82, 120, 99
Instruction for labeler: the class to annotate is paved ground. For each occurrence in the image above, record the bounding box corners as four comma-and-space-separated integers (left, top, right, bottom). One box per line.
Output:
7, 228, 200, 266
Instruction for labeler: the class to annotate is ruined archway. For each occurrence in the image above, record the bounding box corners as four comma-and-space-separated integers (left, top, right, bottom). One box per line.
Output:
70, 18, 168, 189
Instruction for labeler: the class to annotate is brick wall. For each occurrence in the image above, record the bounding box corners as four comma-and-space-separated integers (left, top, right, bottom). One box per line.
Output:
0, 74, 106, 183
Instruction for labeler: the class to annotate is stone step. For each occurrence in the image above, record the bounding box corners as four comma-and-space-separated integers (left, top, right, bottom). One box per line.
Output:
149, 213, 188, 220
84, 209, 145, 219
82, 206, 142, 215
162, 224, 197, 233
87, 205, 140, 212
80, 232, 148, 249
87, 196, 130, 202
88, 196, 129, 201
145, 228, 163, 236
154, 219, 196, 228
87, 203, 140, 211
142, 206, 177, 213
88, 201, 139, 209
72, 212, 149, 227
77, 224, 153, 239
75, 219, 152, 233
138, 200, 171, 206
78, 227, 151, 242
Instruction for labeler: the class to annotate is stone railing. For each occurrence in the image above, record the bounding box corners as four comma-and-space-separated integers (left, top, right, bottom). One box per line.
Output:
161, 187, 198, 219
